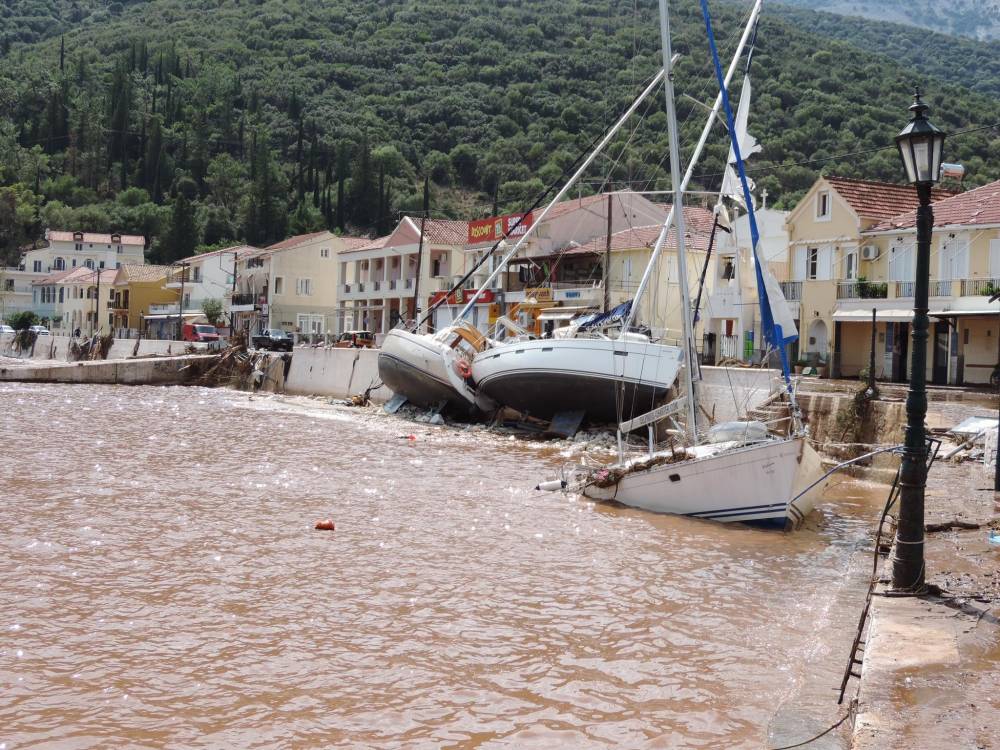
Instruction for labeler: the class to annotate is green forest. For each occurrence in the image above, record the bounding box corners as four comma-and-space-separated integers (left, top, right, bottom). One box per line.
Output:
1, 0, 999, 266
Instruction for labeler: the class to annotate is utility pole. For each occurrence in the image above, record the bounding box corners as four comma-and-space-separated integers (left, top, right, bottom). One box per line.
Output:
175, 262, 188, 340
230, 251, 238, 337
869, 307, 877, 392
93, 268, 100, 335
991, 290, 1000, 491
411, 176, 429, 332
604, 192, 613, 313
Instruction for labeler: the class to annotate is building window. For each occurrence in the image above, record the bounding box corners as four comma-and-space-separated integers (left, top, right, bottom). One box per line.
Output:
816, 191, 831, 219
54, 257, 65, 270
845, 250, 857, 281
33, 260, 42, 272
721, 257, 736, 281
75, 242, 82, 251
807, 248, 819, 280
99, 261, 105, 269
274, 276, 284, 295
58, 287, 64, 303
320, 247, 330, 258
85, 259, 94, 269
72, 259, 77, 267
192, 266, 202, 282
296, 278, 312, 296
431, 257, 442, 277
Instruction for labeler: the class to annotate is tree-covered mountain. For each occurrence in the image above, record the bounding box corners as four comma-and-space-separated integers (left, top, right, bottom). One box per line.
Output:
775, 0, 1000, 41
1, 0, 999, 266
771, 5, 1000, 99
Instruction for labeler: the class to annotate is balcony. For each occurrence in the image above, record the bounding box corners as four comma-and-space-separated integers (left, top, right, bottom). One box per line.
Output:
343, 283, 351, 293
894, 280, 952, 298
836, 281, 888, 300
779, 281, 801, 301
231, 292, 256, 307
961, 278, 1000, 297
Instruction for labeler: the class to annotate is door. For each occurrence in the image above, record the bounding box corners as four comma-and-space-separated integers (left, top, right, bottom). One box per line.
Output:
990, 239, 1000, 280
932, 322, 948, 385
892, 323, 910, 383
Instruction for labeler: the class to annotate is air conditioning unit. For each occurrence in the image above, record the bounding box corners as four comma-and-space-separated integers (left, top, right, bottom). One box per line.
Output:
861, 245, 880, 261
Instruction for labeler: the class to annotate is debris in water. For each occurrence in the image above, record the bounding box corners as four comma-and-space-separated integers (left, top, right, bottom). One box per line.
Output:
314, 519, 336, 531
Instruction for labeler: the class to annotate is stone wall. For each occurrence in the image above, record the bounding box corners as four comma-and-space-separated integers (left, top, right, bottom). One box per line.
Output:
284, 347, 394, 402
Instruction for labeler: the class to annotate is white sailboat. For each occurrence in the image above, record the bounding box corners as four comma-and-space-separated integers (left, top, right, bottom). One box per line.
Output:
377, 72, 670, 414
538, 0, 829, 529
468, 3, 766, 426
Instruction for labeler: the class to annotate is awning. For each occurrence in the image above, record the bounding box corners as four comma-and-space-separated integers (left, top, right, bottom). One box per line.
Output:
832, 309, 913, 322
142, 312, 203, 320
537, 305, 596, 321
929, 309, 999, 318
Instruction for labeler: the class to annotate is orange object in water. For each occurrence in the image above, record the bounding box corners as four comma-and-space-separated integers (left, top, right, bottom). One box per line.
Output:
314, 519, 335, 531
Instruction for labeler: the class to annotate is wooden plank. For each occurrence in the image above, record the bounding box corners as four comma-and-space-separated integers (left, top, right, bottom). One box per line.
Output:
618, 397, 686, 433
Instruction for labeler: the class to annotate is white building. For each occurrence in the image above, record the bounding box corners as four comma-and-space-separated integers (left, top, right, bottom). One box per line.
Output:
166, 245, 260, 329
22, 230, 146, 274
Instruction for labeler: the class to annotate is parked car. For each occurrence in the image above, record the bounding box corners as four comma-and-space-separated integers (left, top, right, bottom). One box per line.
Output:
0, 324, 15, 337
28, 325, 51, 337
182, 323, 220, 343
252, 328, 293, 352
333, 330, 376, 349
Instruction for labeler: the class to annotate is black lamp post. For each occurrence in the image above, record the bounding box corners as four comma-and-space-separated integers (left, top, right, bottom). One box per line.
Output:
892, 90, 946, 591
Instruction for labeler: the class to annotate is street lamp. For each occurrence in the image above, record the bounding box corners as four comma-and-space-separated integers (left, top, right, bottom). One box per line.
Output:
892, 90, 946, 591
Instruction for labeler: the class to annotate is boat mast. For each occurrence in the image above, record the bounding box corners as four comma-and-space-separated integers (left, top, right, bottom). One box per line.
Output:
621, 0, 763, 335
451, 71, 667, 324
657, 0, 699, 441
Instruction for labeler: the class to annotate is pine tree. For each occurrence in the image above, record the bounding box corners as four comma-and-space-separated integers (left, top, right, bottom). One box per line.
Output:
162, 192, 197, 263
144, 116, 165, 203
349, 136, 377, 226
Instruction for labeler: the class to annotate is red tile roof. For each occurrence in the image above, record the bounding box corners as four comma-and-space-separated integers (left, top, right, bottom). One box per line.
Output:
337, 236, 375, 250
542, 192, 609, 221
825, 176, 957, 222
340, 235, 390, 254
115, 264, 172, 283
865, 179, 1000, 232
31, 268, 80, 285
265, 231, 330, 252
405, 217, 469, 245
561, 218, 713, 257
181, 245, 261, 263
47, 230, 145, 246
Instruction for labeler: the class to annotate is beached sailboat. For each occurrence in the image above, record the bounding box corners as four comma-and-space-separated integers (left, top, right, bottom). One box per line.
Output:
468, 4, 766, 425
377, 72, 672, 414
538, 0, 828, 528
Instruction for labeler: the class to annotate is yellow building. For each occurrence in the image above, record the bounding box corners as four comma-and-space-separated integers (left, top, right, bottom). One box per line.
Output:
338, 219, 471, 334
783, 176, 957, 380
233, 231, 370, 336
111, 264, 176, 336
551, 207, 715, 348
858, 178, 1000, 385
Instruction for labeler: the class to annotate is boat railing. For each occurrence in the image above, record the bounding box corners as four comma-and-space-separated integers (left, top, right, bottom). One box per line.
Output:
616, 397, 688, 462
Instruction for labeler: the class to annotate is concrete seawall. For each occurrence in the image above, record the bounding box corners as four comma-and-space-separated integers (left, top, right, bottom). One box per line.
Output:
284, 347, 394, 402
0, 335, 206, 362
0, 354, 218, 386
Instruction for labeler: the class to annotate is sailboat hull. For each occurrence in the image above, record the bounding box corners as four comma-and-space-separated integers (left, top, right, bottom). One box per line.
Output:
584, 437, 827, 528
472, 338, 684, 424
378, 329, 483, 413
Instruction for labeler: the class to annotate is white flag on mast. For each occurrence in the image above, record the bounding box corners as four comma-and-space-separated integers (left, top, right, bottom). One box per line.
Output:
721, 75, 761, 209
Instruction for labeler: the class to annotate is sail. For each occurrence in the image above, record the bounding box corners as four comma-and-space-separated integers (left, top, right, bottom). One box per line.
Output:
700, 0, 797, 381
720, 75, 761, 208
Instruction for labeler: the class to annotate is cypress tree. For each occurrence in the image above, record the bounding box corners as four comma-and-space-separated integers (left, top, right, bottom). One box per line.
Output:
163, 192, 197, 263
59, 36, 65, 73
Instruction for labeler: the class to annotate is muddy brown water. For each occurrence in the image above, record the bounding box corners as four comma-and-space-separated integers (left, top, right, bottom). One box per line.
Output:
1, 383, 890, 748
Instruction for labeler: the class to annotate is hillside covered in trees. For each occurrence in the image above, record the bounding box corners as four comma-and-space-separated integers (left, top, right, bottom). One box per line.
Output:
1, 0, 999, 266
775, 0, 1000, 41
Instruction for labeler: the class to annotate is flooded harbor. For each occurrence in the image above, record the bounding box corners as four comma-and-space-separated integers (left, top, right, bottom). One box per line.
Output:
1, 383, 888, 748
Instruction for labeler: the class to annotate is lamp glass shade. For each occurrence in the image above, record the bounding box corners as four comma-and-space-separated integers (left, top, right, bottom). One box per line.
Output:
895, 105, 946, 185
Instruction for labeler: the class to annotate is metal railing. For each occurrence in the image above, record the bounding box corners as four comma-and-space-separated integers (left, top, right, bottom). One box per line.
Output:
961, 278, 1000, 297
836, 281, 888, 300
779, 281, 801, 301
231, 292, 256, 307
